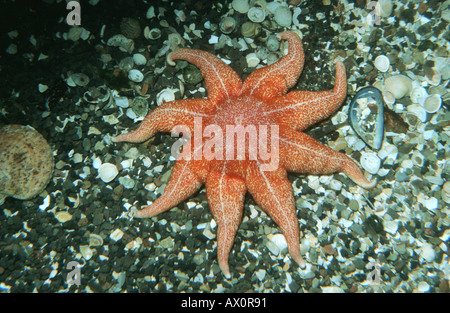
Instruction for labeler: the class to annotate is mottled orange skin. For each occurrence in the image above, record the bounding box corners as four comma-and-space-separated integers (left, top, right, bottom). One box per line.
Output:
112, 32, 375, 278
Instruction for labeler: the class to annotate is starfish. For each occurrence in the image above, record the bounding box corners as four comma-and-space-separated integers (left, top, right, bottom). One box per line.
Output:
112, 31, 375, 279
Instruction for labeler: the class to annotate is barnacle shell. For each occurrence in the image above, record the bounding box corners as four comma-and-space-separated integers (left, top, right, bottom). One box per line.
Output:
131, 97, 149, 117
0, 125, 54, 205
144, 27, 161, 40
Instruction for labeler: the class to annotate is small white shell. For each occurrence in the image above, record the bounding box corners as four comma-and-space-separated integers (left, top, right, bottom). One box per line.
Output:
132, 53, 147, 66
128, 69, 144, 83
274, 5, 292, 27
98, 163, 119, 183
360, 152, 381, 174
384, 75, 412, 99
246, 52, 260, 67
374, 55, 390, 72
232, 0, 250, 13
247, 7, 265, 23
423, 94, 442, 113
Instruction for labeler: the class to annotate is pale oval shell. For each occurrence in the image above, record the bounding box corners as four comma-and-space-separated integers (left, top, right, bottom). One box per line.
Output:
274, 5, 292, 27
156, 88, 176, 106
128, 69, 144, 83
98, 163, 119, 183
232, 0, 250, 13
132, 53, 147, 66
361, 152, 381, 174
374, 55, 390, 72
423, 94, 442, 113
247, 7, 265, 23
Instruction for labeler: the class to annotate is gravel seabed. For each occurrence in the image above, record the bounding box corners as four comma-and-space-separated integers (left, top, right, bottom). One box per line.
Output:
0, 0, 448, 293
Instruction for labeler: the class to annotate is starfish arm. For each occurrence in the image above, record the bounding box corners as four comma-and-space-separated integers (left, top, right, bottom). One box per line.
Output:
134, 148, 208, 218
240, 31, 304, 99
112, 98, 211, 143
245, 164, 305, 268
266, 61, 347, 131
279, 128, 376, 189
168, 48, 243, 104
205, 170, 246, 279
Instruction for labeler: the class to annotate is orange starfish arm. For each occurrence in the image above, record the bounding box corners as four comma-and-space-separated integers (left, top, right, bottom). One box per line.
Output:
240, 31, 304, 99
279, 127, 376, 189
134, 145, 209, 218
267, 61, 347, 131
245, 164, 305, 269
112, 98, 212, 143
168, 48, 243, 104
205, 170, 246, 279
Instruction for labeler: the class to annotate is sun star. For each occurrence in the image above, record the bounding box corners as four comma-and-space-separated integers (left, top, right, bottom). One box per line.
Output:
112, 31, 375, 279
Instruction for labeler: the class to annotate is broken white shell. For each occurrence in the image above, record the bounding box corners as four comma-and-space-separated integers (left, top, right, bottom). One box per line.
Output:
156, 88, 176, 106
246, 53, 260, 67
